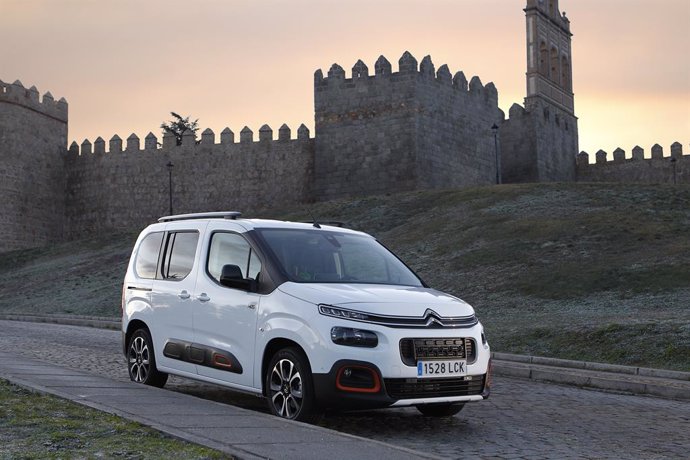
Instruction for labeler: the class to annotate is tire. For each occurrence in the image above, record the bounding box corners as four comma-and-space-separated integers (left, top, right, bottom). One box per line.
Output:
416, 403, 465, 417
127, 328, 168, 388
265, 347, 320, 423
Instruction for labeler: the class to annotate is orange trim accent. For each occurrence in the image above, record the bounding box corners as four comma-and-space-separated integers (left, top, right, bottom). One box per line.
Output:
336, 365, 381, 393
213, 353, 233, 369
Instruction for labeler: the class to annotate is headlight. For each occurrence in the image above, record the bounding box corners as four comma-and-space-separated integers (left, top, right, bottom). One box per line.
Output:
319, 304, 370, 321
331, 327, 378, 348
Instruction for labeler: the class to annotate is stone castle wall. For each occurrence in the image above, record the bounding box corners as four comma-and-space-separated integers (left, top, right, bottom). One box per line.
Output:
0, 80, 68, 251
501, 99, 578, 183
64, 125, 314, 239
314, 53, 503, 200
577, 143, 688, 184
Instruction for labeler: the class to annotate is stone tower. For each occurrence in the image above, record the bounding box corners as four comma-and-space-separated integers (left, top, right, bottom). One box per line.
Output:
0, 80, 68, 251
500, 0, 579, 183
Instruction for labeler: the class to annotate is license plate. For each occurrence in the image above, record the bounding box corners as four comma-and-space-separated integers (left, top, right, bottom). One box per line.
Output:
417, 360, 467, 378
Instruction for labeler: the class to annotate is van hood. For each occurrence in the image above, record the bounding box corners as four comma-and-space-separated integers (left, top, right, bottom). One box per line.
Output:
278, 282, 475, 317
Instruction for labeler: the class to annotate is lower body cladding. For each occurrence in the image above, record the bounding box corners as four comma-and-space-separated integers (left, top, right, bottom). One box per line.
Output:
312, 359, 490, 410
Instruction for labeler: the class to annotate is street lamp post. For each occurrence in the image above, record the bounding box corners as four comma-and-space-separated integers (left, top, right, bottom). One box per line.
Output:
491, 124, 501, 185
166, 161, 174, 215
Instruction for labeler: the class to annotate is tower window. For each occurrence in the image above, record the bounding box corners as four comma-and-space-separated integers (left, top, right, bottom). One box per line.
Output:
540, 42, 549, 76
550, 47, 560, 84
561, 56, 571, 91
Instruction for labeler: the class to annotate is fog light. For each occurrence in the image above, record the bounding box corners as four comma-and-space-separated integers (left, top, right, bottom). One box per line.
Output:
336, 365, 381, 393
330, 327, 378, 348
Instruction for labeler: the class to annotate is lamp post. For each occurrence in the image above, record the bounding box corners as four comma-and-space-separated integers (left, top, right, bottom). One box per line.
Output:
491, 124, 501, 185
166, 161, 174, 215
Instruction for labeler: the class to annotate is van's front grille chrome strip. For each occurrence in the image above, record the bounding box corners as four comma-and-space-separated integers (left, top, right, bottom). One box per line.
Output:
318, 305, 478, 329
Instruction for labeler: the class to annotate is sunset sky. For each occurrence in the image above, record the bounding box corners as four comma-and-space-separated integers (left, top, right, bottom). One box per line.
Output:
2, 0, 688, 158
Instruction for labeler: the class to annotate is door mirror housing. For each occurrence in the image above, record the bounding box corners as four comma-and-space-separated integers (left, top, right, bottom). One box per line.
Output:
220, 264, 257, 292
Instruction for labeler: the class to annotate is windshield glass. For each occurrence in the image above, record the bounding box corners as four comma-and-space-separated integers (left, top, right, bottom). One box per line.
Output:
256, 228, 423, 286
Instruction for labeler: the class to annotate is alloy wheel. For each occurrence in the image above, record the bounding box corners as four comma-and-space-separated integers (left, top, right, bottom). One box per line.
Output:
128, 336, 150, 383
269, 358, 303, 418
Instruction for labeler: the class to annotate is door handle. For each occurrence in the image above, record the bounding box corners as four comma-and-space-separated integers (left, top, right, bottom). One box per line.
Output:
248, 302, 257, 310
197, 293, 211, 302
178, 290, 191, 299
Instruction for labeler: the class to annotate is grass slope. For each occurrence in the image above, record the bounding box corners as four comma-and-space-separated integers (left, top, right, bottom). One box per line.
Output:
0, 380, 231, 459
1, 183, 688, 370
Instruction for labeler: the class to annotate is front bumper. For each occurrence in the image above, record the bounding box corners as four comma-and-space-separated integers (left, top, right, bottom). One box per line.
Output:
313, 359, 490, 410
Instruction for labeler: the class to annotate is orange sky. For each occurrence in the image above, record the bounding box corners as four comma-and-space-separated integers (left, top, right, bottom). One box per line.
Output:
1, 0, 688, 158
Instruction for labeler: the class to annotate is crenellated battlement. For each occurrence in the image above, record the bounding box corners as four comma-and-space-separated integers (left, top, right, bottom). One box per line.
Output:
576, 142, 688, 185
314, 52, 498, 107
577, 142, 687, 165
0, 79, 68, 122
67, 123, 312, 157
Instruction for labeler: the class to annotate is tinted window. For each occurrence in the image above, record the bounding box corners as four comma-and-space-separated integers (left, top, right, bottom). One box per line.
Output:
256, 229, 422, 286
135, 232, 163, 279
207, 232, 262, 283
162, 232, 199, 280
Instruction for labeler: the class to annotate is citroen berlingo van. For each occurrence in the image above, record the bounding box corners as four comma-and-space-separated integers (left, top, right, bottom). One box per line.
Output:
122, 212, 491, 422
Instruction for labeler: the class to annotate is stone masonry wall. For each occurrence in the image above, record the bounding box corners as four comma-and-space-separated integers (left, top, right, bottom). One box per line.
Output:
314, 52, 503, 200
0, 80, 68, 252
500, 98, 578, 183
500, 104, 538, 183
576, 143, 688, 184
414, 55, 504, 189
64, 125, 314, 238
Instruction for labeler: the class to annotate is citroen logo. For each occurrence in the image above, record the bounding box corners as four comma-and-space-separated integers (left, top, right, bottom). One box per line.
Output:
423, 309, 444, 327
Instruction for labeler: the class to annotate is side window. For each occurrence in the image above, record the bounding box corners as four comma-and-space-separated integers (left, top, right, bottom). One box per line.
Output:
135, 232, 164, 279
207, 232, 262, 284
161, 232, 199, 280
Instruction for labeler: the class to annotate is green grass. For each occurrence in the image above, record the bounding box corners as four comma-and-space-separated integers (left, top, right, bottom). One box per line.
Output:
1, 182, 689, 370
0, 379, 231, 459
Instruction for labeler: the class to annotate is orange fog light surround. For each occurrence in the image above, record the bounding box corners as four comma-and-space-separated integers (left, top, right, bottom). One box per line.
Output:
336, 365, 382, 393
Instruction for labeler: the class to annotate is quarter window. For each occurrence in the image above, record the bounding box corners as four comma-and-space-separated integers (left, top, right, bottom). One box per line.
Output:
207, 232, 262, 284
161, 232, 199, 280
134, 232, 164, 279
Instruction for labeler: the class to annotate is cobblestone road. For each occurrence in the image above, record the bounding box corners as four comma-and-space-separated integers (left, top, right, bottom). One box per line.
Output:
1, 321, 688, 459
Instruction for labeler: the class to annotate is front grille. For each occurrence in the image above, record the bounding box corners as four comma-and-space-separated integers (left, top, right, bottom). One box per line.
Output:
399, 338, 476, 366
385, 375, 485, 399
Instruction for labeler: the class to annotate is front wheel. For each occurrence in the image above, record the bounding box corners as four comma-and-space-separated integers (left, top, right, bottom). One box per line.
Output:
416, 403, 465, 417
265, 347, 320, 423
127, 328, 168, 388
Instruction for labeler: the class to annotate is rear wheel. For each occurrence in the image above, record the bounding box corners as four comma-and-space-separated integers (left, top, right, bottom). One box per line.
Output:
265, 347, 320, 423
127, 329, 168, 388
416, 403, 465, 417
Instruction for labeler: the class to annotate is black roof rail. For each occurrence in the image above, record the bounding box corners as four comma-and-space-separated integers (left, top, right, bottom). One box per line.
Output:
304, 220, 346, 228
158, 211, 242, 223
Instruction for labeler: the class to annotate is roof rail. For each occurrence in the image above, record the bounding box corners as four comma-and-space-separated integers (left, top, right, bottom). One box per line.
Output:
158, 211, 242, 223
304, 220, 346, 228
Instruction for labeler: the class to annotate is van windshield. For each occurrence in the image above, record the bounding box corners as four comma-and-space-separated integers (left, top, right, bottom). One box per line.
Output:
256, 228, 423, 286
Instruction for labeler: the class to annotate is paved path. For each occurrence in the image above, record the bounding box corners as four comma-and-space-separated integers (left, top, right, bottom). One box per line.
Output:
2, 320, 689, 459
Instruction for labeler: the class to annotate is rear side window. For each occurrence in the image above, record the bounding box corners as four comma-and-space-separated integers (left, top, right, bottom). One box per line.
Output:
162, 232, 199, 280
135, 232, 164, 279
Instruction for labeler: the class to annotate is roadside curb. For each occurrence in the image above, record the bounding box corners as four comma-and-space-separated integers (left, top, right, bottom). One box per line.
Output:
0, 313, 120, 330
3, 314, 689, 401
492, 352, 690, 401
0, 352, 438, 460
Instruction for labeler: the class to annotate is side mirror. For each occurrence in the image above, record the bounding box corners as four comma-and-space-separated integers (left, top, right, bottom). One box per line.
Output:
220, 264, 257, 292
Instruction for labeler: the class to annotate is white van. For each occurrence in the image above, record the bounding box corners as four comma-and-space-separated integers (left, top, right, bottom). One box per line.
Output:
122, 212, 491, 422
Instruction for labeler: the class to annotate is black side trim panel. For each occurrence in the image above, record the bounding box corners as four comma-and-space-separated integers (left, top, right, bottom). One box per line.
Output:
163, 339, 243, 374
